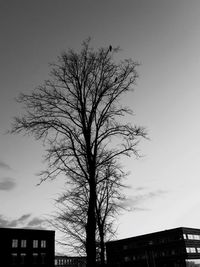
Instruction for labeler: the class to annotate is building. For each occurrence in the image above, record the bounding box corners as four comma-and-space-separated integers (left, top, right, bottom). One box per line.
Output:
106, 227, 200, 267
0, 227, 55, 267
55, 255, 86, 267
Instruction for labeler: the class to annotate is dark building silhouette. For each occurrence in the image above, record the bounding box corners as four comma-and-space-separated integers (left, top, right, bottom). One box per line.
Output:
106, 227, 200, 267
0, 227, 55, 267
55, 255, 86, 267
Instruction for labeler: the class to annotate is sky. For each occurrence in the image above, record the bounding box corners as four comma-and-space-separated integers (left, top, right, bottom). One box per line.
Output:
1, 0, 200, 253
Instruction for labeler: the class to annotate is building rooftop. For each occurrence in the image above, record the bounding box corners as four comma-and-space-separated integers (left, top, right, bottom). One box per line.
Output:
107, 226, 200, 244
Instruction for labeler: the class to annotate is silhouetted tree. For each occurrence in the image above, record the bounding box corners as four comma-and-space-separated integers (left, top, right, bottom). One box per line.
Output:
53, 186, 88, 256
53, 159, 126, 265
95, 161, 126, 266
10, 39, 146, 267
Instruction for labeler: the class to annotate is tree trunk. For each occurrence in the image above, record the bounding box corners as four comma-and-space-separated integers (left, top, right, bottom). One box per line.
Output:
99, 225, 105, 266
86, 179, 96, 267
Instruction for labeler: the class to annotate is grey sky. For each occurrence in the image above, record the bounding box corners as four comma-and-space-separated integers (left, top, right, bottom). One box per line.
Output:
1, 0, 200, 248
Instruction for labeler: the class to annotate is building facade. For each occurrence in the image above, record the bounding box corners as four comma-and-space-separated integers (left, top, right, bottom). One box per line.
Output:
55, 255, 86, 267
0, 227, 55, 267
106, 227, 200, 267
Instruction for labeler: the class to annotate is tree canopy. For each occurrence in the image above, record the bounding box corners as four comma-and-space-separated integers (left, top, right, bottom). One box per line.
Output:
11, 39, 146, 267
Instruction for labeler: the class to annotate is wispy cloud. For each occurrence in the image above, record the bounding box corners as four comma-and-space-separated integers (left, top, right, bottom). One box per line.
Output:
0, 177, 16, 191
133, 207, 150, 212
0, 214, 31, 228
0, 161, 12, 170
0, 215, 14, 227
131, 190, 167, 205
18, 214, 32, 223
0, 214, 47, 230
122, 189, 167, 211
134, 186, 148, 191
27, 217, 46, 228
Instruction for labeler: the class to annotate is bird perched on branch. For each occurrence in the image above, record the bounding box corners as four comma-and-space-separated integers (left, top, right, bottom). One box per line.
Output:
109, 45, 112, 52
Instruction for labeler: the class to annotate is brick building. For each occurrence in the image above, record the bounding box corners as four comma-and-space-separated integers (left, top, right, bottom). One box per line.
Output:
0, 227, 55, 267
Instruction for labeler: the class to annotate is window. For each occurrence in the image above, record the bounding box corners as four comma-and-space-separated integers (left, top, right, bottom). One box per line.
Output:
11, 253, 17, 265
41, 240, 46, 248
186, 247, 196, 253
183, 234, 187, 239
41, 253, 46, 264
21, 240, 27, 248
20, 253, 26, 264
197, 248, 200, 253
161, 250, 168, 257
188, 234, 194, 240
12, 239, 18, 248
191, 247, 196, 253
33, 253, 38, 264
171, 249, 176, 255
123, 244, 128, 250
186, 259, 200, 266
124, 256, 130, 262
194, 235, 200, 240
33, 240, 38, 248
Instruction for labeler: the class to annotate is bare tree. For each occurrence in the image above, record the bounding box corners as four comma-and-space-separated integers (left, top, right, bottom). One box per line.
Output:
53, 186, 88, 256
53, 160, 126, 265
95, 161, 126, 266
10, 39, 146, 267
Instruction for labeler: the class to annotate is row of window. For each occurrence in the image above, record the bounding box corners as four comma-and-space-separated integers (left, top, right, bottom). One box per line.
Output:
124, 249, 180, 262
183, 234, 200, 240
123, 247, 200, 263
55, 258, 81, 265
11, 252, 46, 265
186, 247, 200, 253
12, 239, 46, 248
123, 235, 185, 250
123, 246, 200, 262
186, 259, 200, 267
122, 233, 200, 251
